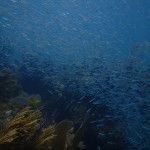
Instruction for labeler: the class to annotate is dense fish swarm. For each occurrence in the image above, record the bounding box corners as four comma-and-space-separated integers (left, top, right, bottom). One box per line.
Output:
0, 0, 150, 149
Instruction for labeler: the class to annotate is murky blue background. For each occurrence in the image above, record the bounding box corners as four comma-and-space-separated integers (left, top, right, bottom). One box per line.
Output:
0, 0, 150, 149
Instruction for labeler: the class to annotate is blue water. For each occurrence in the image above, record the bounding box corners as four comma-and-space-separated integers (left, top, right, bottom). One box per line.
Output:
0, 0, 150, 149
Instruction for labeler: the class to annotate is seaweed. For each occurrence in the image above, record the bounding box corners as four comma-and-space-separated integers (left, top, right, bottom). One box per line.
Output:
0, 107, 86, 150
35, 125, 56, 150
0, 107, 41, 150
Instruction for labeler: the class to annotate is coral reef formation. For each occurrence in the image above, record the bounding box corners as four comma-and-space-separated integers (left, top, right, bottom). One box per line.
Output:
0, 107, 86, 150
0, 68, 21, 102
